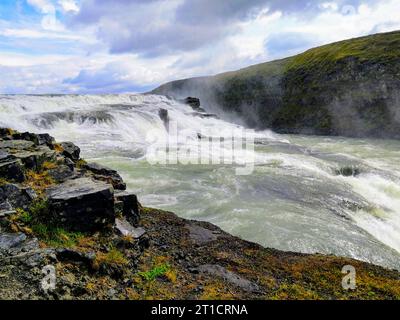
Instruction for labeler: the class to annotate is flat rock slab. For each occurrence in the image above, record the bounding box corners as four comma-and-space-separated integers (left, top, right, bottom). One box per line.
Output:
47, 178, 115, 232
0, 233, 27, 251
115, 217, 146, 239
197, 264, 261, 294
0, 150, 15, 163
84, 162, 126, 190
185, 224, 220, 245
0, 140, 35, 150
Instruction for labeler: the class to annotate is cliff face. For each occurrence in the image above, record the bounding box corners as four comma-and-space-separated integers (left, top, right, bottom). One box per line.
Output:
153, 31, 400, 139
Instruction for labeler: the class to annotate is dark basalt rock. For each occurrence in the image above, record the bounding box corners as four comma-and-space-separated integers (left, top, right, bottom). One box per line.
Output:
335, 166, 361, 177
114, 190, 140, 226
46, 177, 115, 232
38, 133, 55, 148
84, 162, 126, 190
56, 248, 96, 267
11, 132, 40, 145
158, 108, 169, 130
0, 160, 25, 183
0, 184, 37, 210
48, 165, 76, 183
13, 147, 56, 171
184, 97, 201, 109
60, 142, 80, 162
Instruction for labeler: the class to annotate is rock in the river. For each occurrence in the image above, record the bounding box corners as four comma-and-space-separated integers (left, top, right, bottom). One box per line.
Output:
158, 108, 169, 130
184, 97, 201, 109
115, 217, 146, 239
46, 177, 115, 232
114, 190, 140, 226
0, 160, 25, 182
60, 142, 80, 162
84, 162, 126, 190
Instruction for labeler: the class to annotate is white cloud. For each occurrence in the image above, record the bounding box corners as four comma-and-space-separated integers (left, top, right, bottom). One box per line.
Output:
58, 0, 79, 13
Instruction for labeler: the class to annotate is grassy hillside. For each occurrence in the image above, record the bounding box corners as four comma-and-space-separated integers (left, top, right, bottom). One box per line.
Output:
153, 31, 400, 139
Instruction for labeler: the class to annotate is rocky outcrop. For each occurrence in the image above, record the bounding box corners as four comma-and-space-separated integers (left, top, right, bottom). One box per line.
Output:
83, 162, 127, 190
46, 178, 115, 232
60, 142, 80, 162
153, 31, 400, 139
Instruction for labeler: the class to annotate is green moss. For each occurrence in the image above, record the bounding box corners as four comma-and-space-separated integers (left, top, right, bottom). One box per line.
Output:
15, 208, 33, 224
138, 263, 171, 282
29, 199, 51, 220
31, 223, 83, 247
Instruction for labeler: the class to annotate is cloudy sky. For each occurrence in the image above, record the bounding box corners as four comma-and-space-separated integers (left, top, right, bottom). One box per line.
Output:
0, 0, 399, 94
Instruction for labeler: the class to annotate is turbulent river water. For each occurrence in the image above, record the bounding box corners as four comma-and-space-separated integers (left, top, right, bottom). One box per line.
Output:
1, 94, 400, 270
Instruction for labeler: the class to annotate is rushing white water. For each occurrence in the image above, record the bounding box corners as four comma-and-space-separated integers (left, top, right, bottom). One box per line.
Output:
1, 94, 400, 270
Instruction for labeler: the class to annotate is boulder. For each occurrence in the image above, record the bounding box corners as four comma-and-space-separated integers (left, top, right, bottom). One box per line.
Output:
158, 108, 169, 130
115, 217, 146, 239
46, 178, 115, 232
60, 142, 80, 162
84, 162, 126, 190
0, 160, 25, 182
114, 190, 140, 226
184, 97, 201, 109
38, 133, 55, 148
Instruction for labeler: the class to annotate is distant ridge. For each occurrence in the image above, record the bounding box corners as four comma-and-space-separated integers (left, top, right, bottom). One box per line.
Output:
153, 31, 400, 139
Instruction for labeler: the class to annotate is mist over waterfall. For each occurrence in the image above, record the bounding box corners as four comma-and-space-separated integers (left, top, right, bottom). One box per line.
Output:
1, 94, 400, 270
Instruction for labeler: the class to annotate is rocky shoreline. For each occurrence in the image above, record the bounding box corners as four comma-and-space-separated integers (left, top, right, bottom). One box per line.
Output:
1, 128, 399, 300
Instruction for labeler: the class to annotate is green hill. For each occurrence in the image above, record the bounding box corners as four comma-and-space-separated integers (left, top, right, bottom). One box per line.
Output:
153, 31, 400, 139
